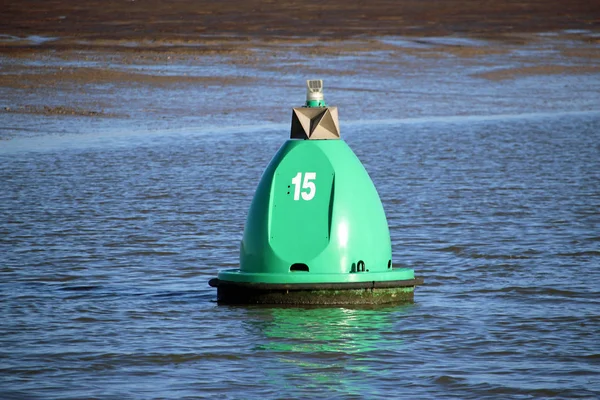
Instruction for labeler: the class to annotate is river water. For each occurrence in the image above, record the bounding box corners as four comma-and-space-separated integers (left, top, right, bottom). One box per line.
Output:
1, 36, 600, 399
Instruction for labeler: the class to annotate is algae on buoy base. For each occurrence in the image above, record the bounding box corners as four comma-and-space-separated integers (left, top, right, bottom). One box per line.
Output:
209, 80, 421, 305
210, 280, 420, 305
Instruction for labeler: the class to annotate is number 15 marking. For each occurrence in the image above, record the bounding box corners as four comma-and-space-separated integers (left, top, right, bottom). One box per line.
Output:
291, 172, 316, 201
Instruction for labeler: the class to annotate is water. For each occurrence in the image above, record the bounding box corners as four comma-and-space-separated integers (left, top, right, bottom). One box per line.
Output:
2, 32, 600, 398
1, 110, 599, 399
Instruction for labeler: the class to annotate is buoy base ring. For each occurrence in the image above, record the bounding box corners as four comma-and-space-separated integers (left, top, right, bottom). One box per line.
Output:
209, 278, 423, 305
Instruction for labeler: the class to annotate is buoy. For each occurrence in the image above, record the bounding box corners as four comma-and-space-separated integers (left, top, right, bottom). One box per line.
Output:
209, 80, 422, 305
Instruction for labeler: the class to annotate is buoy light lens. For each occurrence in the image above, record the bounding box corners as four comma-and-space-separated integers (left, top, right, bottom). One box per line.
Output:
307, 80, 323, 93
306, 79, 326, 107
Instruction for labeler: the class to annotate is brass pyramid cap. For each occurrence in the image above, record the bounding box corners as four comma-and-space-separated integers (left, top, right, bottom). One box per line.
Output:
291, 107, 340, 140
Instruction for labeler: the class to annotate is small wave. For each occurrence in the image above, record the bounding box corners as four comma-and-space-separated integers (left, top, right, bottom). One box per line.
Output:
581, 354, 600, 360
120, 250, 180, 256
149, 290, 212, 301
0, 391, 42, 400
434, 245, 465, 254
106, 216, 146, 221
26, 275, 79, 283
140, 193, 172, 200
59, 285, 101, 291
83, 352, 245, 365
491, 211, 531, 217
556, 250, 600, 257
473, 286, 582, 297
480, 350, 520, 357
433, 245, 531, 260
470, 253, 531, 260
71, 316, 102, 323
433, 375, 466, 385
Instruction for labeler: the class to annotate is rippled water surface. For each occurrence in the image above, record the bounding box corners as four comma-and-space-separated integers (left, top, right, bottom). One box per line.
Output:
2, 110, 600, 397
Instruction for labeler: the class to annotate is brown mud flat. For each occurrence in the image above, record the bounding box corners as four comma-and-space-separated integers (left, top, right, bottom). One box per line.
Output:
2, 105, 125, 118
2, 0, 599, 53
474, 65, 600, 80
0, 66, 257, 89
1, 1, 599, 140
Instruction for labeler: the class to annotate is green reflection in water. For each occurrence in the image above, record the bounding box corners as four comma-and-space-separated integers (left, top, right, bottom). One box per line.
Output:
242, 305, 414, 396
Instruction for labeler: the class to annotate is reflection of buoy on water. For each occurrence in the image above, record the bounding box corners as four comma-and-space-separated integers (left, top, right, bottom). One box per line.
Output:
209, 80, 422, 305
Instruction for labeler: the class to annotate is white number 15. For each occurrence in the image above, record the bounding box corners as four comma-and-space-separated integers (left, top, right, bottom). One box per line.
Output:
291, 172, 316, 201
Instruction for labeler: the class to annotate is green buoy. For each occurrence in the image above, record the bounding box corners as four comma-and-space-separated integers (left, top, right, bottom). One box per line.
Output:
209, 80, 421, 304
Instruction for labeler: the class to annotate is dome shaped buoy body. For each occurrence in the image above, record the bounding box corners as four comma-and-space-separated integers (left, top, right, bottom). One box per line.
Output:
210, 80, 421, 304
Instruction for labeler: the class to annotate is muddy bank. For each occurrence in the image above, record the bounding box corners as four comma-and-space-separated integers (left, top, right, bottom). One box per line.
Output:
0, 66, 257, 89
474, 64, 600, 80
2, 105, 124, 118
1, 1, 599, 141
2, 0, 599, 53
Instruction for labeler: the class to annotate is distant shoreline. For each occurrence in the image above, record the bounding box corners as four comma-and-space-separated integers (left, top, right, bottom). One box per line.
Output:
2, 0, 599, 141
2, 0, 599, 54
